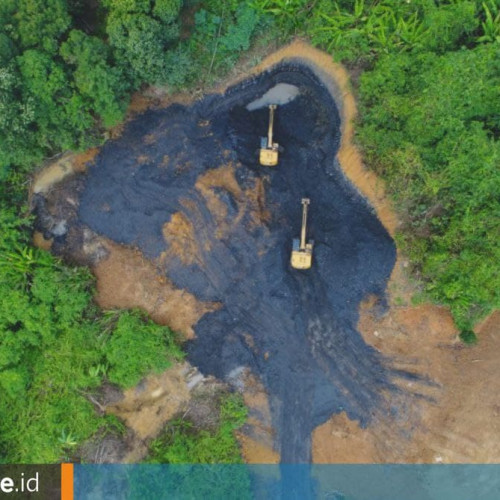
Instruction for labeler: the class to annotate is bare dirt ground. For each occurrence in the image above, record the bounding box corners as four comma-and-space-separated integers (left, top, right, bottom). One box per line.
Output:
313, 289, 500, 463
32, 149, 99, 194
31, 40, 499, 464
236, 371, 280, 464
104, 362, 222, 462
93, 241, 218, 339
77, 362, 228, 463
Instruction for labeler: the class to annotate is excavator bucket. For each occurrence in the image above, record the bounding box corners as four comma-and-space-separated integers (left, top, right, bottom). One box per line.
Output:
291, 198, 314, 270
259, 105, 279, 166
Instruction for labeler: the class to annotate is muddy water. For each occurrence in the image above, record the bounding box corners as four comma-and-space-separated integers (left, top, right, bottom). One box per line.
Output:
246, 83, 300, 111
63, 61, 403, 463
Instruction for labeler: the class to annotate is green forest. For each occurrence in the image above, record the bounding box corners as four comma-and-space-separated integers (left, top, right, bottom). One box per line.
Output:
1, 0, 498, 463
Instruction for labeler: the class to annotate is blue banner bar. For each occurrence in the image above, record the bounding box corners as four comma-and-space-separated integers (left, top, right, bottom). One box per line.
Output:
74, 464, 500, 500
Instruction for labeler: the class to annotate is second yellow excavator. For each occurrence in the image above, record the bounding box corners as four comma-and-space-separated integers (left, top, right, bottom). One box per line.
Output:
259, 105, 279, 166
291, 198, 314, 270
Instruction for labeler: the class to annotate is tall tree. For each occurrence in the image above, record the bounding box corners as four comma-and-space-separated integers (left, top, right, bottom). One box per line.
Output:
60, 30, 128, 128
14, 0, 71, 54
104, 0, 182, 84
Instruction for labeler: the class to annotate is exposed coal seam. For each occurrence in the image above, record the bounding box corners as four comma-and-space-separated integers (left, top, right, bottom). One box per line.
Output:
46, 62, 419, 462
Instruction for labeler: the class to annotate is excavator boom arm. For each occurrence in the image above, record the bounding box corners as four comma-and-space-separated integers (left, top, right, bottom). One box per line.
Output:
290, 198, 313, 270
300, 198, 310, 250
267, 105, 276, 147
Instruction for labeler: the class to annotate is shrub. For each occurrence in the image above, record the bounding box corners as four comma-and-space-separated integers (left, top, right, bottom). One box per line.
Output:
104, 311, 184, 388
148, 393, 247, 463
459, 330, 478, 344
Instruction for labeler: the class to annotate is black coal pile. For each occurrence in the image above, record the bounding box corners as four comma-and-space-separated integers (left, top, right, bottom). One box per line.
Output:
75, 62, 400, 462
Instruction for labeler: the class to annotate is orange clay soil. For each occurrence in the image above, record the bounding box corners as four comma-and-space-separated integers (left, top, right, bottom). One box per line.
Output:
32, 148, 99, 195
236, 371, 280, 464
195, 163, 271, 236
195, 163, 244, 223
161, 162, 271, 267
93, 240, 218, 339
32, 231, 53, 251
313, 306, 500, 463
162, 211, 202, 266
106, 363, 192, 462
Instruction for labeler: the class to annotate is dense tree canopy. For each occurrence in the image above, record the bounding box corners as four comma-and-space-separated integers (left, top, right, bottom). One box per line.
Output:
15, 0, 71, 53
253, 0, 500, 331
358, 44, 500, 327
0, 0, 127, 175
0, 0, 264, 177
104, 0, 182, 83
60, 30, 128, 127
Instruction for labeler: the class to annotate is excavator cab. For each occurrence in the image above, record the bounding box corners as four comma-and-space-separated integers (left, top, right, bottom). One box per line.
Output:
291, 198, 314, 270
259, 105, 279, 166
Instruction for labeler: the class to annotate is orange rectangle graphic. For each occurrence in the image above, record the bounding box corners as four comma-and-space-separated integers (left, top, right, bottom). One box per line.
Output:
61, 463, 74, 500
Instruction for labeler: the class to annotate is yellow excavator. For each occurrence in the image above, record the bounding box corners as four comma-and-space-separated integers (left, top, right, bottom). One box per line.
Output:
259, 105, 279, 166
291, 198, 314, 270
